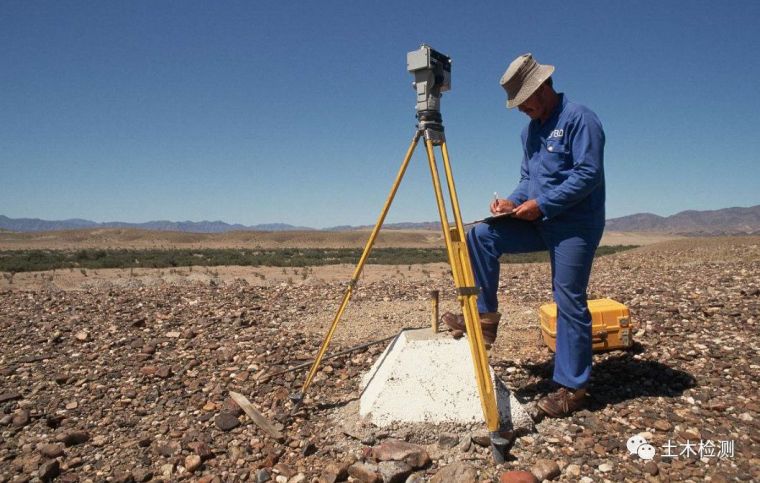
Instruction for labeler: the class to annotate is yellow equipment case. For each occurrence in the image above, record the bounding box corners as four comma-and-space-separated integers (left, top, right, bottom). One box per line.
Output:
539, 298, 633, 352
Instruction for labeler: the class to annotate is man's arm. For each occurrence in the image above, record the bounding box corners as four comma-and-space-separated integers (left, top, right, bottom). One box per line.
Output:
506, 130, 530, 206
536, 112, 605, 219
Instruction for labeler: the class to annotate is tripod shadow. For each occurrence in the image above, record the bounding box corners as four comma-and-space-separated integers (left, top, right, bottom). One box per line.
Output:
512, 343, 697, 410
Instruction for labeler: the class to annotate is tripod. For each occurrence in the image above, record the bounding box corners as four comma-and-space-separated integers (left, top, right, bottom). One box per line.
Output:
291, 45, 509, 462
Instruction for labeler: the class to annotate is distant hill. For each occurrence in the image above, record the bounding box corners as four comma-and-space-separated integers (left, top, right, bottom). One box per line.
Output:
2, 204, 758, 234
605, 205, 760, 235
0, 215, 313, 233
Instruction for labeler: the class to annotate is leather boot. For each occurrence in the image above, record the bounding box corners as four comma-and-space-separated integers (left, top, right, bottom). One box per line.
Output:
537, 387, 587, 418
440, 311, 501, 348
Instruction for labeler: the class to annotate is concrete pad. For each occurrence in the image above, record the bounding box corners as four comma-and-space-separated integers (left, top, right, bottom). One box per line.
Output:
359, 328, 534, 433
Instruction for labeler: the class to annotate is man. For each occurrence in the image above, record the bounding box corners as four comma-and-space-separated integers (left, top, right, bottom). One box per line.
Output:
442, 53, 606, 418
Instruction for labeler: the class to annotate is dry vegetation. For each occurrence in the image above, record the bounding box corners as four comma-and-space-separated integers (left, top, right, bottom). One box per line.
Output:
0, 228, 682, 251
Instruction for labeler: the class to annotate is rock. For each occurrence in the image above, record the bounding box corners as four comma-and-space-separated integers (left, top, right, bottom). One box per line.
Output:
155, 365, 172, 378
347, 462, 381, 483
140, 365, 158, 376
0, 391, 22, 403
214, 411, 240, 431
565, 464, 581, 478
531, 459, 560, 481
500, 470, 539, 483
117, 472, 138, 483
166, 331, 181, 338
377, 461, 413, 483
160, 462, 174, 477
643, 461, 659, 476
38, 459, 60, 481
256, 469, 272, 482
11, 409, 30, 427
653, 419, 672, 431
470, 431, 491, 447
74, 330, 89, 341
56, 430, 89, 446
287, 474, 306, 483
300, 441, 317, 457
53, 373, 70, 384
319, 462, 350, 483
190, 441, 213, 460
39, 444, 64, 458
437, 432, 459, 449
185, 454, 202, 472
371, 439, 430, 469
598, 462, 613, 472
430, 462, 478, 483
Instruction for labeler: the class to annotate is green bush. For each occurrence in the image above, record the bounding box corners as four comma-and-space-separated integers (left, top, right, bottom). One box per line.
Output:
0, 245, 638, 273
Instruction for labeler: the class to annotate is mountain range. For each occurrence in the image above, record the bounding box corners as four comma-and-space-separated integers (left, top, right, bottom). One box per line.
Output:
1, 205, 758, 235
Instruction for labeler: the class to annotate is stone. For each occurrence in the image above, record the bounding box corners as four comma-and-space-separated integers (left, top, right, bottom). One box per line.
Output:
531, 459, 560, 481
470, 431, 491, 447
215, 411, 240, 431
300, 441, 317, 457
371, 439, 430, 469
256, 469, 272, 482
74, 330, 89, 341
190, 441, 214, 460
156, 365, 172, 378
437, 432, 459, 449
430, 462, 478, 483
39, 444, 64, 458
38, 459, 61, 481
565, 464, 581, 478
287, 474, 306, 483
0, 391, 22, 403
500, 470, 539, 483
185, 454, 202, 472
318, 462, 350, 483
11, 409, 30, 427
653, 419, 672, 431
347, 462, 381, 483
598, 462, 613, 472
56, 430, 90, 446
377, 461, 413, 483
643, 461, 659, 476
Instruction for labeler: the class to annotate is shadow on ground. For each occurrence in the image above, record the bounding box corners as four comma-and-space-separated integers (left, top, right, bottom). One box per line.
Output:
512, 344, 697, 410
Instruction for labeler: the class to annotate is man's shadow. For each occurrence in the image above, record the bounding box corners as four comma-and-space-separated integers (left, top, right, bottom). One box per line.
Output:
509, 343, 697, 410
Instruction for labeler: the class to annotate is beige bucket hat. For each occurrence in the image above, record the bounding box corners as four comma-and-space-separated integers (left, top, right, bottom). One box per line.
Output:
500, 53, 555, 108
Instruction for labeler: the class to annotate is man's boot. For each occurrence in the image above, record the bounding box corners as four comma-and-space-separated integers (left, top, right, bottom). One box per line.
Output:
440, 311, 501, 348
536, 387, 587, 418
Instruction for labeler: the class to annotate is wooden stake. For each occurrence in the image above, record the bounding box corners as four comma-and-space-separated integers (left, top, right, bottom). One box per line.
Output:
430, 290, 440, 333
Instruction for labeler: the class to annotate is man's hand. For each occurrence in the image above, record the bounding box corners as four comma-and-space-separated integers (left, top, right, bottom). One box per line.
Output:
513, 199, 543, 221
490, 198, 516, 215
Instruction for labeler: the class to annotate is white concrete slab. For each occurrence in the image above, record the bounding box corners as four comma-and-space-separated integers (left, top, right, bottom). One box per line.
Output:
359, 328, 534, 433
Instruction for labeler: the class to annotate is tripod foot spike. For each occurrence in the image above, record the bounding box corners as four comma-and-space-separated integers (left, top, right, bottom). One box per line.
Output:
289, 392, 304, 407
490, 430, 511, 463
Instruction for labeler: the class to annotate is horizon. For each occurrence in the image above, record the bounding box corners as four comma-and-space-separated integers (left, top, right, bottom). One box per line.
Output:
2, 202, 758, 231
2, 2, 758, 228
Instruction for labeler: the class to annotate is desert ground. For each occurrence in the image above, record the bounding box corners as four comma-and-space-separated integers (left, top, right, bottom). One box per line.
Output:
0, 228, 682, 251
0, 234, 758, 482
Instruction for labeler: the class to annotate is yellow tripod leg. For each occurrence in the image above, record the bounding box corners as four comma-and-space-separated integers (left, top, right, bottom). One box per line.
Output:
425, 138, 508, 462
293, 131, 421, 404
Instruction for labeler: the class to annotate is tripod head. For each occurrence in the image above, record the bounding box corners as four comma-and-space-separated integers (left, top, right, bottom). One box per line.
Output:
407, 44, 451, 136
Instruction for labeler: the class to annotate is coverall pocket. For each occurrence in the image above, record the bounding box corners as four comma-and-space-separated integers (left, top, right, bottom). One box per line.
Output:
541, 142, 571, 177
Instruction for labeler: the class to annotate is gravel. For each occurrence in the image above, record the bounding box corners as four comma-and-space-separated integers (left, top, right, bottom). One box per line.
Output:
0, 236, 757, 481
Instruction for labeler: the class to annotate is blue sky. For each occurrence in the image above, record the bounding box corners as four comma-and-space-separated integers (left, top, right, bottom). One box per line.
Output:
1, 1, 758, 228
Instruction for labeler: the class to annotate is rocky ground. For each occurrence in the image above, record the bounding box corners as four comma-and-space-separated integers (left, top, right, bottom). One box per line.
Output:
0, 236, 758, 482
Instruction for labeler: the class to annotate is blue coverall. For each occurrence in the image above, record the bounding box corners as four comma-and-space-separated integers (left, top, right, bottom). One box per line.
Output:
467, 93, 605, 389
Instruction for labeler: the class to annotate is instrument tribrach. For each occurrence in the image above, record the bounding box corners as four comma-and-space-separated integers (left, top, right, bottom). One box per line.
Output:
292, 45, 510, 462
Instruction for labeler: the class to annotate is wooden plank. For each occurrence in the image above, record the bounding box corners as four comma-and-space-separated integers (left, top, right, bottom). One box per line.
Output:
228, 391, 285, 442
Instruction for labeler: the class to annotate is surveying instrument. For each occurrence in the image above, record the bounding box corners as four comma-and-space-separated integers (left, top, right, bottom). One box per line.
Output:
292, 45, 511, 461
